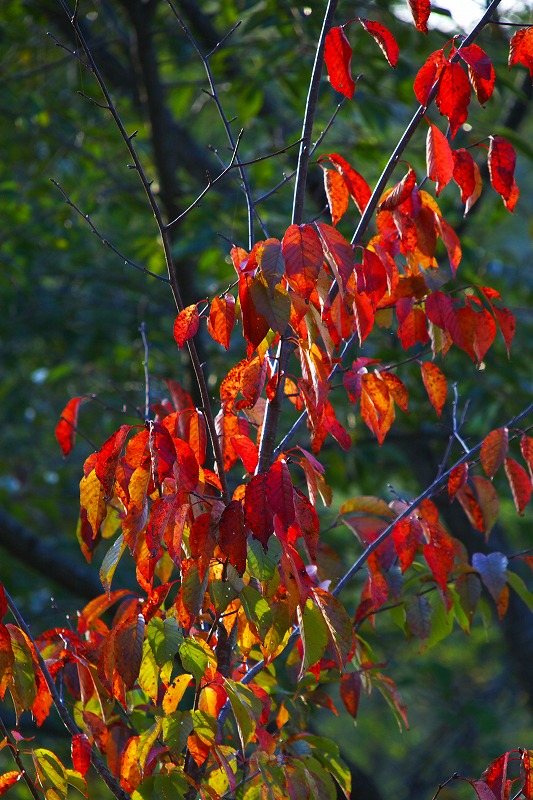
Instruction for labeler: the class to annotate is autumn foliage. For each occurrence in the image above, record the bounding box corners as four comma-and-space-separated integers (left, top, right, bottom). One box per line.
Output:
3, 2, 533, 799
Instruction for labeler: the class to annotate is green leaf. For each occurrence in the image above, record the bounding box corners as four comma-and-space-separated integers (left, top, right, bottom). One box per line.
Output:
179, 638, 209, 683
162, 711, 193, 758
239, 585, 272, 637
297, 736, 351, 798
224, 679, 262, 749
297, 599, 329, 680
147, 617, 183, 669
32, 749, 67, 800
506, 570, 533, 612
65, 768, 88, 797
426, 595, 454, 649
132, 772, 189, 800
209, 579, 238, 613
138, 639, 159, 704
247, 536, 282, 583
190, 709, 217, 746
99, 534, 127, 595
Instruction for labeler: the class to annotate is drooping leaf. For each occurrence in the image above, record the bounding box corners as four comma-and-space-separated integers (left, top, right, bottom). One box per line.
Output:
504, 457, 532, 515
323, 168, 349, 226
71, 734, 91, 778
436, 62, 471, 138
256, 238, 285, 293
95, 424, 133, 497
33, 749, 67, 800
480, 751, 511, 800
405, 595, 432, 639
378, 167, 417, 212
56, 396, 84, 456
297, 599, 329, 680
0, 772, 22, 796
358, 19, 399, 68
393, 517, 423, 572
173, 304, 200, 348
480, 428, 509, 478
315, 221, 355, 292
114, 613, 145, 690
414, 49, 445, 106
426, 123, 453, 196
461, 43, 495, 105
324, 26, 355, 98
207, 294, 235, 350
320, 154, 372, 214
448, 462, 468, 500
488, 135, 518, 210
509, 27, 533, 81
423, 524, 455, 593
472, 552, 508, 607
282, 224, 323, 300
408, 0, 430, 33
420, 361, 447, 417
219, 500, 248, 575
244, 473, 274, 549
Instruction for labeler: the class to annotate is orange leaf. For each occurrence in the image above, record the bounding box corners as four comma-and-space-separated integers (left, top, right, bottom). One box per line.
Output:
358, 19, 399, 68
56, 396, 84, 456
521, 434, 533, 480
315, 221, 354, 292
426, 123, 453, 196
0, 772, 22, 796
173, 304, 200, 348
113, 613, 145, 690
340, 672, 362, 718
230, 433, 259, 474
207, 294, 235, 350
421, 362, 447, 417
321, 154, 371, 214
408, 0, 430, 33
323, 168, 349, 226
378, 167, 417, 211
480, 428, 508, 478
448, 462, 468, 500
324, 26, 355, 98
504, 457, 532, 515
509, 27, 533, 81
423, 524, 455, 592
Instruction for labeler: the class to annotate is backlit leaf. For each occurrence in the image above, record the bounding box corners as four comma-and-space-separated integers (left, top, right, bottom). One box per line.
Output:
244, 472, 275, 549
95, 424, 133, 497
256, 238, 285, 292
339, 672, 361, 719
324, 168, 349, 226
315, 221, 355, 292
114, 614, 145, 690
56, 397, 84, 456
393, 517, 423, 572
436, 62, 471, 138
358, 19, 399, 68
481, 750, 511, 800
378, 167, 417, 212
173, 304, 200, 348
509, 27, 533, 81
488, 136, 517, 209
421, 362, 447, 417
282, 224, 323, 300
297, 599, 329, 680
504, 457, 532, 515
0, 772, 21, 796
207, 294, 235, 350
162, 673, 192, 715
414, 49, 444, 106
480, 428, 508, 478
230, 434, 258, 474
33, 749, 67, 800
426, 123, 453, 196
71, 734, 91, 778
266, 460, 295, 527
324, 26, 355, 98
219, 500, 248, 575
423, 524, 455, 592
320, 154, 371, 214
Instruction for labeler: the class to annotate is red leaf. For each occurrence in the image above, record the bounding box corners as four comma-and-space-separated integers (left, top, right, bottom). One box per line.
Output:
173, 304, 200, 348
408, 0, 430, 33
149, 421, 177, 485
72, 733, 92, 777
113, 613, 145, 690
504, 457, 532, 515
340, 672, 362, 719
315, 221, 355, 292
219, 501, 248, 575
282, 224, 323, 300
207, 294, 235, 350
436, 62, 471, 138
244, 473, 274, 549
0, 585, 7, 621
521, 750, 533, 800
393, 517, 423, 572
471, 781, 498, 800
480, 428, 509, 478
378, 167, 417, 212
414, 49, 445, 106
321, 154, 372, 214
56, 396, 84, 456
488, 136, 518, 210
426, 123, 453, 196
358, 19, 399, 68
95, 424, 133, 497
324, 26, 355, 98
421, 362, 447, 417
173, 438, 200, 492
423, 524, 455, 592
509, 27, 533, 81
230, 434, 259, 474
452, 148, 481, 211
266, 460, 295, 527
448, 462, 468, 500
521, 434, 533, 480
238, 273, 270, 350
323, 168, 349, 226
461, 43, 496, 105
0, 772, 22, 796
481, 751, 511, 800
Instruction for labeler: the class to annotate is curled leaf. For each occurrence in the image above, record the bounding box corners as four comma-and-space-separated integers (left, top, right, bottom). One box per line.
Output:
358, 19, 399, 68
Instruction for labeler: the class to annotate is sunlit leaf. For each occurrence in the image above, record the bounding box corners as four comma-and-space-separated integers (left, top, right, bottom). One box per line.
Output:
504, 457, 532, 515
408, 0, 430, 33
324, 26, 355, 98
173, 304, 200, 348
480, 427, 508, 478
509, 27, 533, 81
426, 122, 453, 195
421, 361, 447, 417
55, 396, 84, 456
358, 19, 399, 68
207, 294, 235, 350
488, 136, 518, 210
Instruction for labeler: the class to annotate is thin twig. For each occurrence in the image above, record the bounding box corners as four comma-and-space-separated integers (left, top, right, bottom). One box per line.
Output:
0, 714, 41, 800
51, 180, 169, 284
166, 2, 263, 248
139, 322, 151, 420
60, 0, 230, 504
5, 590, 132, 800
